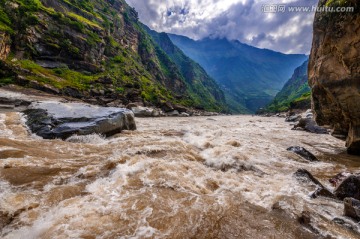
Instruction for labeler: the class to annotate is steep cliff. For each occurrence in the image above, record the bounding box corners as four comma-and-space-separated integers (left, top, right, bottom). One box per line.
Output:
0, 0, 226, 112
309, 0, 360, 154
266, 60, 310, 112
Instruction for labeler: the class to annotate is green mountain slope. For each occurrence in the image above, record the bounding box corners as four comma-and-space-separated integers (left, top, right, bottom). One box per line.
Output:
143, 25, 230, 112
168, 34, 308, 113
0, 0, 226, 112
265, 60, 311, 112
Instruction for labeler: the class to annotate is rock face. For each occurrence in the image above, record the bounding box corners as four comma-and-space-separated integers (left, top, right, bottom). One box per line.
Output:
25, 102, 136, 139
309, 0, 360, 154
0, 32, 11, 61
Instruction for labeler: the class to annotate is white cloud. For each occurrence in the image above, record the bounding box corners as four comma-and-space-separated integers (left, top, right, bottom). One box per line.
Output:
126, 0, 318, 54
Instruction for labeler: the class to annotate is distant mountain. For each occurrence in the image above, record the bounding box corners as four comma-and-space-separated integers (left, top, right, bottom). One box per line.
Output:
265, 60, 311, 112
143, 25, 229, 112
168, 34, 308, 113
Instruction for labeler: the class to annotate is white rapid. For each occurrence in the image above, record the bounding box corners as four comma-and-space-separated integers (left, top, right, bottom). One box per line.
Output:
1, 112, 360, 239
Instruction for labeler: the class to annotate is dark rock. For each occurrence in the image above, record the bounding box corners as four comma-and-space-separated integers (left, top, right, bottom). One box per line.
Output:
167, 110, 180, 116
334, 175, 360, 200
98, 97, 114, 105
287, 146, 318, 162
95, 76, 113, 85
61, 87, 83, 99
29, 81, 60, 95
312, 187, 336, 199
0, 97, 31, 107
173, 104, 189, 113
332, 217, 355, 230
293, 118, 329, 134
0, 210, 12, 231
297, 211, 311, 226
126, 102, 143, 109
106, 100, 124, 108
294, 169, 335, 199
329, 172, 352, 187
294, 169, 323, 186
35, 60, 65, 69
344, 197, 360, 221
286, 114, 301, 122
161, 102, 174, 112
24, 101, 136, 139
90, 89, 100, 96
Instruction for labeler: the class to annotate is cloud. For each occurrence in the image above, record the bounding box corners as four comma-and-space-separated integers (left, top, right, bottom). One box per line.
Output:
126, 0, 318, 54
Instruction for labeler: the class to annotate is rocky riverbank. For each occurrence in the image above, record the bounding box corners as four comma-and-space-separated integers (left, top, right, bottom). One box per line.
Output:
0, 85, 223, 118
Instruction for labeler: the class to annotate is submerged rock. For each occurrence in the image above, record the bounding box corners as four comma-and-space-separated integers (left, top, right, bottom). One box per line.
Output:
24, 101, 136, 139
334, 175, 360, 201
285, 114, 301, 122
294, 169, 335, 199
287, 146, 318, 162
344, 197, 360, 221
293, 118, 328, 134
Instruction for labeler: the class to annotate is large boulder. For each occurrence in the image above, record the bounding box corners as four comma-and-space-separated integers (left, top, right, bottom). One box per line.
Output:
334, 175, 360, 200
294, 169, 335, 199
24, 101, 136, 139
287, 146, 318, 162
308, 0, 360, 154
344, 197, 360, 221
293, 118, 328, 134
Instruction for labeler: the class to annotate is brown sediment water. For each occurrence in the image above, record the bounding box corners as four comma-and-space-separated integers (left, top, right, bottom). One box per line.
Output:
1, 112, 360, 239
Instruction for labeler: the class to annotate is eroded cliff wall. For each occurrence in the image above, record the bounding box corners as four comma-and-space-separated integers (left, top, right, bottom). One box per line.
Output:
309, 0, 360, 154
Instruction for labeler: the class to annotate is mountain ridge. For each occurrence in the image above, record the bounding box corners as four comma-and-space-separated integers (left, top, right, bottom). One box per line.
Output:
168, 33, 308, 113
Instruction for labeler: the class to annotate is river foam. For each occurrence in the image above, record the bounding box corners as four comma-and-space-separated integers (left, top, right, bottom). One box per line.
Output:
1, 113, 360, 238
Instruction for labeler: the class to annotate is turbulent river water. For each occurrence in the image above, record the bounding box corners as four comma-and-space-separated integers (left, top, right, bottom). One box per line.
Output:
1, 111, 360, 238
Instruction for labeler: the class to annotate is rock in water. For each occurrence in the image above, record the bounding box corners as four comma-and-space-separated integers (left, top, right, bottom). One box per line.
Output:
308, 0, 360, 154
334, 175, 360, 200
293, 118, 328, 134
287, 146, 318, 162
294, 169, 334, 199
24, 101, 136, 139
344, 197, 360, 221
285, 114, 301, 122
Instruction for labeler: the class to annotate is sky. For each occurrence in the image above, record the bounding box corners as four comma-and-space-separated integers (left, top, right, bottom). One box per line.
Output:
126, 0, 319, 54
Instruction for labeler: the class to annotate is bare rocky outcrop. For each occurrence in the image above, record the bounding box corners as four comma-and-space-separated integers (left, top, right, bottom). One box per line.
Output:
308, 0, 360, 154
0, 32, 11, 61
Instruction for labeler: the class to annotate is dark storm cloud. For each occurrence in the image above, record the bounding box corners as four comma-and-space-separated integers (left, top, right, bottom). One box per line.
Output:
126, 0, 319, 54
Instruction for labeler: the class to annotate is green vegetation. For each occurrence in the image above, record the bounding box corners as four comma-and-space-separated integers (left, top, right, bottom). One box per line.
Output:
326, 0, 348, 7
16, 60, 96, 89
265, 60, 311, 112
145, 26, 228, 112
66, 12, 102, 29
2, 0, 228, 112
